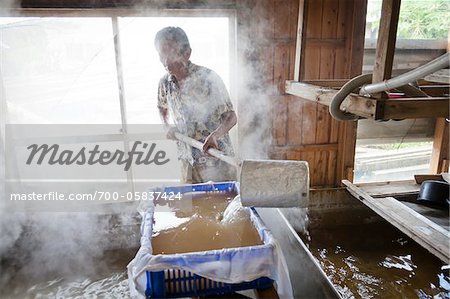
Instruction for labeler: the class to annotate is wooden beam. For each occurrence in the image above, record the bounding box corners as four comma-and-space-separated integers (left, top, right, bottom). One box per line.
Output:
430, 118, 450, 173
336, 122, 357, 184
355, 180, 420, 198
303, 80, 347, 88
378, 97, 450, 120
286, 81, 450, 120
372, 0, 401, 85
343, 180, 450, 264
424, 69, 450, 84
285, 81, 377, 118
414, 174, 445, 184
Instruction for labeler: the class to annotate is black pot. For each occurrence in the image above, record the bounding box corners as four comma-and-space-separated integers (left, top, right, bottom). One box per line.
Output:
417, 180, 450, 210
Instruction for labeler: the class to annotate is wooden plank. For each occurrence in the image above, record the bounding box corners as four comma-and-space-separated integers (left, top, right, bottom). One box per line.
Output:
286, 150, 302, 161
286, 95, 303, 145
303, 151, 317, 185
402, 201, 449, 231
430, 118, 449, 173
306, 0, 323, 38
343, 180, 450, 263
294, 0, 307, 81
303, 0, 322, 80
259, 0, 275, 39
286, 81, 450, 120
274, 44, 290, 95
347, 0, 367, 77
336, 122, 357, 184
378, 97, 450, 120
289, 0, 300, 40
303, 79, 346, 88
315, 104, 330, 143
303, 45, 321, 79
424, 69, 450, 84
414, 174, 445, 184
372, 0, 401, 85
286, 81, 377, 118
335, 0, 348, 78
319, 0, 338, 79
269, 149, 286, 160
314, 150, 328, 186
274, 0, 291, 39
272, 96, 287, 146
420, 85, 450, 97
355, 180, 420, 198
301, 101, 317, 144
326, 150, 338, 186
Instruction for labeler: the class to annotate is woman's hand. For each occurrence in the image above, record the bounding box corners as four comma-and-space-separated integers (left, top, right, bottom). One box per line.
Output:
165, 125, 179, 140
202, 132, 219, 152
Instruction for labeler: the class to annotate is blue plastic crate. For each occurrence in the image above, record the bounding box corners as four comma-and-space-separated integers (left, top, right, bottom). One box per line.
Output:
130, 181, 276, 298
163, 181, 237, 194
144, 269, 273, 298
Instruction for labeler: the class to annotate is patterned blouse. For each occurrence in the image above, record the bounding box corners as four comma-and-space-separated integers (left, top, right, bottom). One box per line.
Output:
157, 61, 235, 165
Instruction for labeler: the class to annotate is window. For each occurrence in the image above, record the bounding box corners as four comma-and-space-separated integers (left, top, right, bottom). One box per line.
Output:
354, 0, 446, 183
1, 13, 233, 190
1, 16, 231, 125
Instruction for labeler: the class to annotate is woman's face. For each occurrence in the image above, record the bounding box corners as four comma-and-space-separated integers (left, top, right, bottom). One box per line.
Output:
157, 40, 191, 80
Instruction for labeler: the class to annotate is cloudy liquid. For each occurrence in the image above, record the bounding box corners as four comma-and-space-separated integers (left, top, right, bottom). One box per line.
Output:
299, 220, 449, 298
151, 191, 263, 255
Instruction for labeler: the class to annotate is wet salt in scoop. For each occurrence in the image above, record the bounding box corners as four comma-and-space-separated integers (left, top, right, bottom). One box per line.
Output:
175, 133, 310, 208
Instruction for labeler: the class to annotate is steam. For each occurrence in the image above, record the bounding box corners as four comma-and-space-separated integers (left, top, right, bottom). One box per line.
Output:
0, 2, 311, 295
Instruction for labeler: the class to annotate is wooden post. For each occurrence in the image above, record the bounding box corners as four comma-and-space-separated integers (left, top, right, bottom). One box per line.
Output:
430, 118, 449, 174
372, 0, 401, 97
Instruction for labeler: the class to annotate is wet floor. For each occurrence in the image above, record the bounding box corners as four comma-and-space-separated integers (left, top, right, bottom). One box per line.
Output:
299, 220, 450, 298
1, 248, 137, 299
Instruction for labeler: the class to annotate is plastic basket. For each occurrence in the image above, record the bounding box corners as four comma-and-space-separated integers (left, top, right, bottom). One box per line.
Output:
145, 269, 273, 298
142, 182, 274, 298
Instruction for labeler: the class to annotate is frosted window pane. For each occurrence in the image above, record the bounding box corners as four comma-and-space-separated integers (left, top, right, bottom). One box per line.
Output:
1, 18, 121, 124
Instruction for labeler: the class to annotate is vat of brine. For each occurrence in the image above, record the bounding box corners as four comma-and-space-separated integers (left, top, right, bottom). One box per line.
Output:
281, 188, 450, 298
127, 182, 291, 298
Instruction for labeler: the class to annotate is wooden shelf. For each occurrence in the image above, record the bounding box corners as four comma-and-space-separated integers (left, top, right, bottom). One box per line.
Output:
343, 180, 449, 264
286, 80, 450, 120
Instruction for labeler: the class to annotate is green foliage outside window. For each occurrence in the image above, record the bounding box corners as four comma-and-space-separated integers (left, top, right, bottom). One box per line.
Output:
397, 0, 450, 39
367, 0, 450, 39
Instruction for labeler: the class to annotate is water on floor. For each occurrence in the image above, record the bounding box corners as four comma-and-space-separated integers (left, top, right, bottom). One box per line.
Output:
299, 220, 450, 298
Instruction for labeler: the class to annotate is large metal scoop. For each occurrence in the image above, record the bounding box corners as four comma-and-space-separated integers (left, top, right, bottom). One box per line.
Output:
175, 133, 309, 207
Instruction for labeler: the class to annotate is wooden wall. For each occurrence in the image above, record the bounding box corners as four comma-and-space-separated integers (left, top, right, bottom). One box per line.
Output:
262, 0, 367, 187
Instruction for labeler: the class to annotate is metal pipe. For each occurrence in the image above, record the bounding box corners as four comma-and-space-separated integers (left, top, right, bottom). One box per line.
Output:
359, 53, 450, 96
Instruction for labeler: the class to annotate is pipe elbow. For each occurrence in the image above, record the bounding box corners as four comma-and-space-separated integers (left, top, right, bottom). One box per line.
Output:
330, 73, 373, 121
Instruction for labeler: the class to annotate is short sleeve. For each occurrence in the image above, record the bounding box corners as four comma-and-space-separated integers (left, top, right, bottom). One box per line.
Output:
157, 78, 169, 111
208, 70, 234, 117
